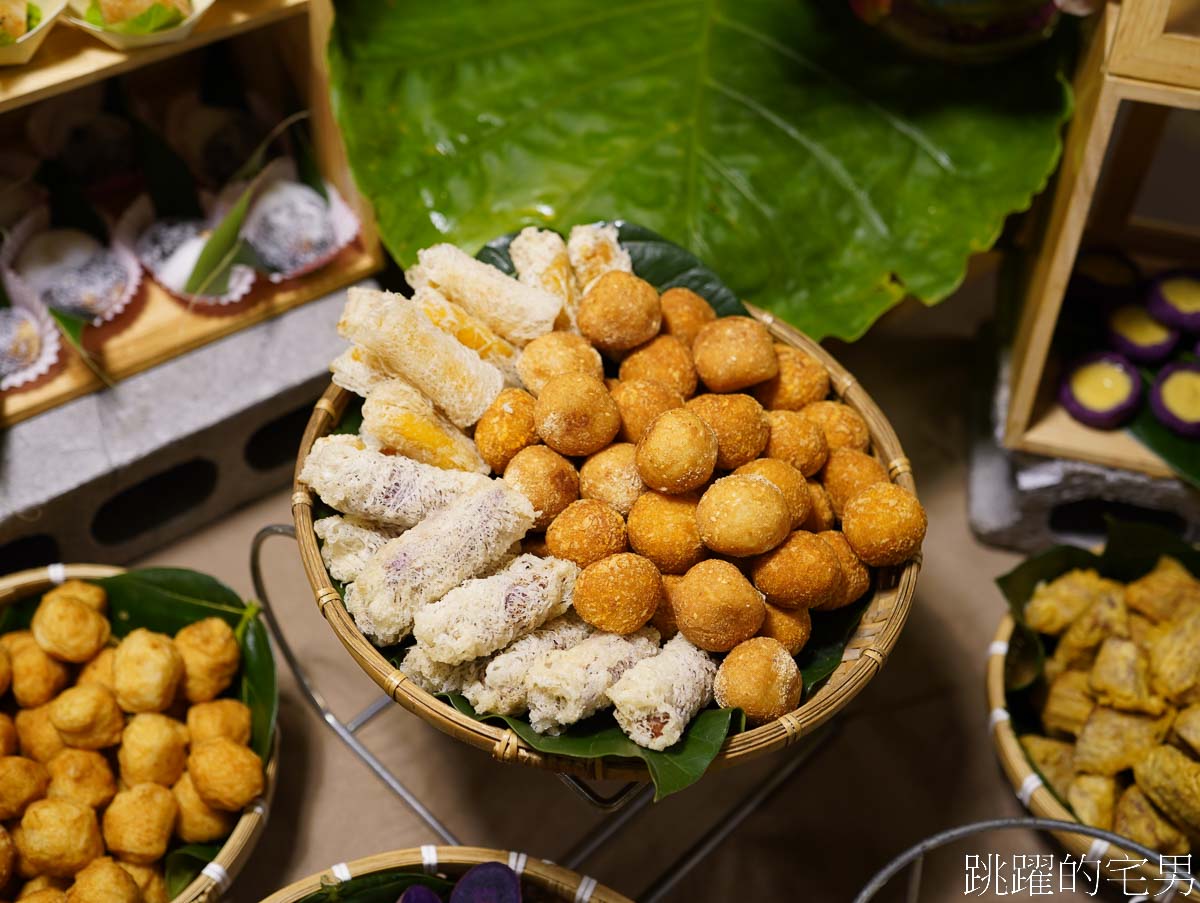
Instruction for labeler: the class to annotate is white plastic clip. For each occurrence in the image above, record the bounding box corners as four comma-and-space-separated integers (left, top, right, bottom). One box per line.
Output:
47, 563, 66, 585
507, 851, 527, 875
988, 640, 1009, 657
575, 875, 597, 903
988, 708, 1011, 732
201, 862, 230, 893
421, 844, 438, 874
1017, 772, 1043, 806
331, 862, 352, 883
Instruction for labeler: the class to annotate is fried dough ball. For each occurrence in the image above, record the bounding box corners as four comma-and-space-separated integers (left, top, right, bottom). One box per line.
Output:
31, 598, 110, 665
758, 604, 812, 655
674, 560, 765, 652
579, 443, 645, 516
841, 483, 927, 566
652, 575, 682, 640
751, 531, 844, 609
627, 492, 704, 575
175, 618, 240, 705
0, 646, 12, 697
797, 400, 870, 452
187, 739, 263, 812
752, 344, 830, 411
816, 531, 871, 611
516, 332, 604, 396
635, 409, 717, 494
610, 379, 684, 443
572, 554, 663, 635
19, 887, 67, 903
503, 445, 579, 530
187, 700, 252, 747
75, 650, 114, 693
67, 856, 140, 903
117, 862, 166, 903
764, 410, 828, 477
41, 582, 105, 615
692, 317, 777, 393
821, 448, 888, 518
1, 631, 35, 657
12, 646, 69, 710
15, 709, 63, 764
48, 687, 124, 750
45, 751, 114, 810
545, 499, 627, 569
172, 772, 235, 844
474, 388, 539, 474
0, 823, 11, 888
533, 373, 620, 456
733, 459, 810, 529
11, 824, 36, 879
685, 394, 770, 469
17, 799, 103, 877
802, 483, 836, 532
0, 713, 17, 757
118, 714, 188, 787
713, 638, 802, 726
112, 630, 183, 714
577, 271, 661, 354
102, 784, 176, 864
696, 475, 790, 558
618, 335, 697, 398
659, 287, 716, 348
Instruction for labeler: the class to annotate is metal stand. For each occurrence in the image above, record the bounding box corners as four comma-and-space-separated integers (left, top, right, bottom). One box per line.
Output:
251, 524, 836, 899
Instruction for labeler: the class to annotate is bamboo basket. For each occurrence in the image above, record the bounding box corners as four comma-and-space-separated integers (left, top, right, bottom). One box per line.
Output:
291, 303, 922, 782
262, 846, 632, 903
0, 564, 278, 903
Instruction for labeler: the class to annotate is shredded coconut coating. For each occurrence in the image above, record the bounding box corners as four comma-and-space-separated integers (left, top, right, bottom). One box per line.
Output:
607, 634, 716, 750
462, 612, 593, 716
525, 628, 660, 735
567, 223, 632, 293
361, 378, 488, 474
413, 554, 578, 665
399, 645, 485, 696
338, 286, 502, 427
416, 286, 521, 386
330, 346, 391, 398
300, 435, 491, 527
406, 243, 560, 345
344, 483, 536, 645
511, 227, 580, 331
313, 514, 404, 584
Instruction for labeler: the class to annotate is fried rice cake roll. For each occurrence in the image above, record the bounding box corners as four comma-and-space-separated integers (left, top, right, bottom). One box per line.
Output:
1176, 705, 1200, 756
1090, 637, 1166, 716
461, 612, 593, 716
1019, 734, 1075, 800
344, 483, 535, 645
1151, 607, 1200, 702
338, 286, 503, 427
1135, 745, 1200, 837
1068, 774, 1119, 831
412, 554, 577, 665
567, 223, 632, 294
361, 378, 488, 474
1042, 670, 1095, 737
416, 287, 521, 386
300, 435, 491, 528
526, 628, 659, 735
606, 634, 716, 751
511, 227, 580, 331
330, 346, 390, 398
313, 515, 404, 585
1126, 556, 1200, 623
406, 244, 560, 345
398, 646, 485, 697
1074, 706, 1174, 776
1114, 784, 1190, 856
1024, 569, 1123, 636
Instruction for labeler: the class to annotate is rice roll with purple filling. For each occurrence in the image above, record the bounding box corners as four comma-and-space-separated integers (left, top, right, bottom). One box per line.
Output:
606, 634, 716, 751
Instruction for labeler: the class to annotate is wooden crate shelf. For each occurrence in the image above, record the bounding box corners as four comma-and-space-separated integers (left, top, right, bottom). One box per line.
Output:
1016, 402, 1174, 478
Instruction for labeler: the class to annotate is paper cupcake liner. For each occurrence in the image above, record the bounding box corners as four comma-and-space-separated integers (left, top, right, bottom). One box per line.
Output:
0, 298, 61, 391
64, 0, 214, 51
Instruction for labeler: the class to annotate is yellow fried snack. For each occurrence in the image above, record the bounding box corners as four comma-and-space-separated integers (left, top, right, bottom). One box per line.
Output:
697, 475, 791, 558
45, 751, 115, 810
12, 645, 69, 710
0, 822, 11, 888
544, 499, 627, 569
510, 227, 580, 331
820, 448, 889, 519
764, 410, 828, 477
1176, 705, 1200, 756
627, 492, 704, 575
841, 483, 927, 567
17, 799, 103, 877
186, 699, 252, 747
102, 784, 177, 864
685, 394, 769, 470
112, 629, 183, 713
66, 856, 140, 903
172, 772, 235, 844
502, 445, 579, 531
1090, 637, 1165, 715
15, 708, 64, 764
30, 597, 110, 665
48, 686, 124, 750
751, 531, 843, 609
473, 387, 539, 474
516, 332, 603, 396
1041, 670, 1095, 737
1024, 569, 1123, 636
1134, 745, 1200, 836
0, 630, 35, 657
174, 617, 239, 704
187, 739, 263, 812
361, 379, 488, 474
577, 271, 661, 355
752, 344, 829, 411
416, 286, 521, 386
1067, 774, 1118, 831
713, 638, 801, 726
75, 650, 114, 693
1019, 734, 1074, 798
0, 645, 12, 697
815, 531, 871, 611
1057, 585, 1130, 667
636, 409, 717, 495
40, 582, 105, 615
117, 714, 188, 787
533, 373, 621, 457
610, 379, 684, 444
572, 554, 663, 635
579, 443, 645, 517
658, 287, 715, 348
692, 317, 777, 393
21, 887, 68, 903
619, 335, 697, 399
802, 482, 836, 533
1151, 608, 1200, 702
1114, 785, 1190, 856
117, 861, 167, 903
733, 459, 809, 530
0, 757, 49, 819
1074, 706, 1173, 775
1125, 556, 1200, 623
0, 713, 17, 757
757, 604, 812, 656
796, 401, 870, 452
675, 560, 766, 653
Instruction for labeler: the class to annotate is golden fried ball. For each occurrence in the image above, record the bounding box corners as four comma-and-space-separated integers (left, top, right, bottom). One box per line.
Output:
635, 409, 717, 494
659, 287, 716, 348
696, 475, 790, 558
102, 784, 176, 864
66, 857, 140, 903
732, 459, 810, 529
652, 575, 682, 640
579, 443, 645, 516
572, 553, 663, 635
816, 531, 871, 611
713, 637, 802, 726
685, 394, 770, 470
516, 332, 604, 396
172, 772, 235, 844
1, 631, 35, 657
75, 650, 114, 693
533, 373, 621, 456
758, 604, 812, 655
19, 888, 67, 903
48, 687, 124, 750
117, 862, 166, 903
45, 751, 114, 810
545, 499, 627, 569
802, 482, 836, 533
752, 345, 829, 411
618, 335, 697, 398
17, 799, 103, 877
174, 617, 240, 704
821, 448, 889, 518
0, 713, 18, 757
674, 560, 765, 652
12, 646, 69, 710
0, 823, 12, 888
610, 379, 684, 443
112, 630, 183, 714
15, 708, 63, 765
841, 483, 927, 567
11, 825, 37, 879
797, 400, 870, 452
627, 492, 704, 575
118, 714, 188, 787
474, 388, 539, 474
751, 531, 844, 609
503, 446, 579, 530
692, 317, 778, 393
577, 272, 662, 354
187, 739, 263, 813
764, 410, 828, 477
41, 582, 105, 615
31, 598, 110, 665
186, 699, 252, 747
0, 645, 12, 697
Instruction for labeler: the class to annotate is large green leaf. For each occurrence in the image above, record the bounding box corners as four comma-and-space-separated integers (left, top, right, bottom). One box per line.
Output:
328, 0, 1071, 341
797, 595, 870, 693
164, 843, 222, 899
291, 871, 454, 902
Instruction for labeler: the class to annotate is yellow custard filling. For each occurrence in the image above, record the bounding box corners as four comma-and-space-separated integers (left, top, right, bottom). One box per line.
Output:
1162, 370, 1200, 421
1111, 306, 1171, 345
1071, 361, 1132, 411
1161, 278, 1200, 314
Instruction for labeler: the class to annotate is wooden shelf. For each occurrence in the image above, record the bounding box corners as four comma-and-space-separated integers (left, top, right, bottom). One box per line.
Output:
0, 0, 308, 115
1014, 401, 1174, 478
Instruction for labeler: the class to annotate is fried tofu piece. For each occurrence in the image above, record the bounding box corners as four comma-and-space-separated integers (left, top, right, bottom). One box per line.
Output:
1090, 637, 1165, 715
1019, 734, 1075, 799
1175, 705, 1200, 756
1024, 569, 1123, 635
1114, 785, 1190, 856
1068, 773, 1119, 830
1042, 670, 1095, 737
187, 739, 262, 812
102, 784, 176, 864
1126, 556, 1200, 623
174, 617, 239, 704
1074, 706, 1173, 776
1134, 745, 1200, 836
1150, 608, 1200, 703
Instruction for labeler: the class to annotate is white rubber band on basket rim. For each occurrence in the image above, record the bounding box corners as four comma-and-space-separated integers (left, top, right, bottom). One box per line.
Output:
421, 844, 438, 874
988, 708, 1011, 732
1017, 772, 1043, 806
507, 852, 527, 875
988, 640, 1009, 657
1085, 838, 1109, 864
201, 862, 230, 893
330, 862, 352, 883
46, 563, 66, 585
575, 876, 597, 903
249, 796, 268, 818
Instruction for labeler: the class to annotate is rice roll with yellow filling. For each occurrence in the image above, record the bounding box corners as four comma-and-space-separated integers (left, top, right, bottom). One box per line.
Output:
416, 287, 521, 386
567, 223, 632, 293
361, 378, 488, 474
313, 515, 403, 585
511, 227, 580, 331
329, 346, 389, 398
606, 634, 716, 750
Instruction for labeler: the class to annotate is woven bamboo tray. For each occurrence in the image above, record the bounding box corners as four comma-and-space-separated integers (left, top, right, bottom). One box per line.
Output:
0, 563, 278, 903
292, 303, 922, 782
262, 846, 631, 903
